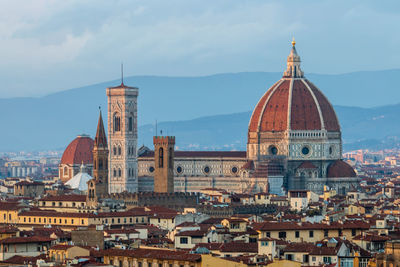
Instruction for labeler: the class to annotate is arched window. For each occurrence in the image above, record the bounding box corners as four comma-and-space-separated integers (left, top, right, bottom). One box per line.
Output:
159, 147, 164, 168
113, 146, 117, 155
113, 114, 121, 132
128, 116, 133, 131
113, 169, 117, 177
63, 167, 68, 176
118, 169, 122, 177
118, 146, 122, 155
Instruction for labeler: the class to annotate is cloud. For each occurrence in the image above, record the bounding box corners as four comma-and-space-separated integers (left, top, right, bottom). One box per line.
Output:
0, 0, 399, 97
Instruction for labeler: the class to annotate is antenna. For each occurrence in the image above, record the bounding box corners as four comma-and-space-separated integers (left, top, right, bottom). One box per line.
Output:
121, 62, 124, 85
155, 120, 158, 137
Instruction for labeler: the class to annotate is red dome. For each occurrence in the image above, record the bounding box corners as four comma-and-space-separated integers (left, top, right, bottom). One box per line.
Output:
60, 135, 94, 165
249, 79, 340, 133
327, 160, 356, 178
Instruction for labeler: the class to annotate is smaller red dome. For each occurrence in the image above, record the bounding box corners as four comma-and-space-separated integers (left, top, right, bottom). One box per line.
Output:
327, 160, 356, 178
60, 135, 94, 165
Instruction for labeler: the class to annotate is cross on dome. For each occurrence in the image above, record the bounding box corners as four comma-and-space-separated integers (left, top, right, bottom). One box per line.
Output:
283, 38, 304, 78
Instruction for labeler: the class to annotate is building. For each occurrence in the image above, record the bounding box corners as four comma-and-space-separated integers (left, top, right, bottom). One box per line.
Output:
13, 181, 45, 198
137, 40, 359, 194
59, 135, 94, 183
58, 40, 359, 195
107, 81, 139, 193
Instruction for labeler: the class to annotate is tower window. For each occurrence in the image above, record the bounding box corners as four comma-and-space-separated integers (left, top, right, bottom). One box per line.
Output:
113, 169, 117, 177
129, 117, 133, 131
169, 147, 173, 167
113, 114, 121, 132
99, 159, 103, 170
118, 169, 122, 177
113, 146, 117, 155
159, 147, 164, 168
118, 146, 121, 155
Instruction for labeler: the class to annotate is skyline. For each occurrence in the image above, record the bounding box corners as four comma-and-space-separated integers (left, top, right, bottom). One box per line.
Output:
1, 0, 400, 97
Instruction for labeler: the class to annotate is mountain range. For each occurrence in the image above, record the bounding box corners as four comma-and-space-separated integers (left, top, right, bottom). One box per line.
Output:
1, 70, 400, 152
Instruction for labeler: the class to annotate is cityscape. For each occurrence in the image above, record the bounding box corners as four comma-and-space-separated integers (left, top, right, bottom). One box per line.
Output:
0, 1, 399, 267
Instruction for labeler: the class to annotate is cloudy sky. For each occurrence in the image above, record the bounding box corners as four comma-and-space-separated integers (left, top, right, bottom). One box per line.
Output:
0, 0, 399, 97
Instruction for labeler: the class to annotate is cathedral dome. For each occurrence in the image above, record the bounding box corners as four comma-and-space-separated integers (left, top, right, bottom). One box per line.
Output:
60, 135, 94, 165
248, 41, 340, 134
327, 160, 356, 178
247, 40, 342, 161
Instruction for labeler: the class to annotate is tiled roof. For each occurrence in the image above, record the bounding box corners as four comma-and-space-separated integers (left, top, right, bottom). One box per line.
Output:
0, 202, 24, 211
60, 135, 94, 165
219, 242, 258, 253
15, 181, 44, 186
252, 221, 370, 231
40, 194, 87, 202
248, 78, 340, 133
19, 210, 96, 218
327, 160, 357, 178
175, 230, 207, 237
97, 248, 201, 262
0, 236, 54, 244
297, 161, 317, 169
139, 150, 246, 158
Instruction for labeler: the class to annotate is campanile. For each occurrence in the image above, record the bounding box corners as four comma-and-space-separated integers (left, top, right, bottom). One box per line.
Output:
107, 81, 138, 193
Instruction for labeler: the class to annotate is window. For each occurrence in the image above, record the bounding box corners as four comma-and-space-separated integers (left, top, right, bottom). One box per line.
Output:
324, 229, 329, 237
352, 229, 356, 236
286, 254, 293, 261
159, 148, 164, 168
180, 237, 188, 244
266, 232, 271, 238
312, 256, 316, 262
303, 255, 309, 263
278, 231, 287, 239
295, 231, 300, 238
118, 169, 121, 177
113, 169, 117, 177
118, 146, 121, 155
262, 241, 269, 246
323, 257, 331, 264
129, 117, 133, 131
81, 219, 84, 224
113, 114, 121, 132
309, 230, 314, 238
113, 146, 117, 155
169, 147, 173, 167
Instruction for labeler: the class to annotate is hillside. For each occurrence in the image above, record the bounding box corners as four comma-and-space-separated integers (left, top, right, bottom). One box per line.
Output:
0, 70, 400, 151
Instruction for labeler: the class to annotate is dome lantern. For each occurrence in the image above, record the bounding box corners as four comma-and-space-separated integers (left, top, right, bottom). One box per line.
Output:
283, 38, 304, 78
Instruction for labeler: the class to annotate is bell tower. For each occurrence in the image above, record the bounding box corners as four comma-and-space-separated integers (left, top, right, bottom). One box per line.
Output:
107, 80, 139, 193
153, 136, 175, 193
87, 110, 109, 207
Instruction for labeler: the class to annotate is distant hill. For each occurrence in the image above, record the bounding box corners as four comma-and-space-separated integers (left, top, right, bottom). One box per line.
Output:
0, 70, 400, 151
138, 104, 400, 152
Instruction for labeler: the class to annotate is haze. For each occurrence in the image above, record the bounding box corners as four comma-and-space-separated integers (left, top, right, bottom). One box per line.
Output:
0, 0, 399, 97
